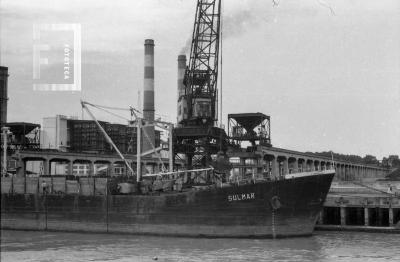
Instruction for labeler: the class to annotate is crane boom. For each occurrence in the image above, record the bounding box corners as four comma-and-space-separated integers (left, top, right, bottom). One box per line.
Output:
174, 0, 227, 170
81, 101, 175, 181
81, 101, 135, 176
179, 0, 221, 127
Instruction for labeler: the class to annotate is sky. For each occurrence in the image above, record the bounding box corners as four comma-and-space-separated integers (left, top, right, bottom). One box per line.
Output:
0, 0, 399, 159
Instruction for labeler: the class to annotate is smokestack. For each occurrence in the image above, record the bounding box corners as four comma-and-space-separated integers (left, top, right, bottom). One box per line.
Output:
0, 66, 9, 127
177, 55, 187, 124
177, 55, 186, 97
142, 39, 155, 153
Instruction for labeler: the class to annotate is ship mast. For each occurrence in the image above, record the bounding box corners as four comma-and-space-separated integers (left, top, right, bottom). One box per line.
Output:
80, 100, 175, 182
81, 101, 135, 176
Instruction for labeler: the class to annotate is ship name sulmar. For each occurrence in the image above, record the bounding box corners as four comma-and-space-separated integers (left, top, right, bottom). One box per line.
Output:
228, 193, 255, 202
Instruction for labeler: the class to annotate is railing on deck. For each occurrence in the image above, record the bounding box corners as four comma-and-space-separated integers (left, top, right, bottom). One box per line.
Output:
0, 176, 108, 196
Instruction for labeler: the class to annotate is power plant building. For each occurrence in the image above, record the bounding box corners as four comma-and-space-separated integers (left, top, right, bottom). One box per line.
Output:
40, 115, 160, 154
40, 115, 70, 151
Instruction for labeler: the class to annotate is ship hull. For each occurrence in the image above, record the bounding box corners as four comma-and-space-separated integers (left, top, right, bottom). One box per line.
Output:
1, 171, 334, 238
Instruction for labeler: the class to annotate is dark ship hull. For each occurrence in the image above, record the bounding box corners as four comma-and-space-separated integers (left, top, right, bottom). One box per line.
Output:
1, 171, 334, 238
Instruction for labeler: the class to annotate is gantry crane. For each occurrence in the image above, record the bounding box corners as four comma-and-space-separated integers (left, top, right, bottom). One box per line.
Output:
174, 0, 228, 170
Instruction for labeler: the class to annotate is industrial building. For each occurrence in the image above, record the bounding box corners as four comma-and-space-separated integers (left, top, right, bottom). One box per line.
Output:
40, 115, 161, 154
1, 39, 167, 178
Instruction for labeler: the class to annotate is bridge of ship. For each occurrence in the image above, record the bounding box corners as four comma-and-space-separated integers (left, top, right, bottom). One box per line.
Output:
8, 150, 182, 177
228, 146, 390, 182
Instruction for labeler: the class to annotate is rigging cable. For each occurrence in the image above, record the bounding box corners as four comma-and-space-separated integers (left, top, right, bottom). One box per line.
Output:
87, 103, 131, 122
84, 102, 144, 121
87, 103, 132, 112
218, 0, 224, 152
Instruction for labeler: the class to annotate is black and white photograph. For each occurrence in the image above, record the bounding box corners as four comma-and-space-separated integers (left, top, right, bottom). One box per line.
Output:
1, 0, 399, 261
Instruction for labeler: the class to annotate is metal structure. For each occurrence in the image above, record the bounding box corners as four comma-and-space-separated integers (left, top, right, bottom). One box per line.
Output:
228, 113, 271, 147
0, 66, 9, 128
1, 127, 9, 176
81, 101, 174, 182
1, 122, 41, 151
178, 0, 221, 127
174, 0, 227, 169
81, 101, 134, 176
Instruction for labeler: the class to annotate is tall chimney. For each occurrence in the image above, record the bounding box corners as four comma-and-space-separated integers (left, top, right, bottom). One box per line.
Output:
142, 39, 155, 153
177, 55, 187, 125
177, 55, 186, 98
0, 66, 9, 127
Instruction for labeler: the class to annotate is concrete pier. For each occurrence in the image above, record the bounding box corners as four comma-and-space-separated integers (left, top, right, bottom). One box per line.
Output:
316, 181, 400, 233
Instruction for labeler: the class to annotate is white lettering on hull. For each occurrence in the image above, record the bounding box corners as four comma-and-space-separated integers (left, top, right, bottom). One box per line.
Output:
228, 192, 255, 202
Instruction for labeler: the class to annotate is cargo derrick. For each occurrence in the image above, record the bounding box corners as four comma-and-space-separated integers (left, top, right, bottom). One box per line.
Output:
174, 0, 227, 170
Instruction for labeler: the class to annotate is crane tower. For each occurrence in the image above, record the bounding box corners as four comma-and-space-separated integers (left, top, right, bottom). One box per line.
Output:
174, 0, 228, 170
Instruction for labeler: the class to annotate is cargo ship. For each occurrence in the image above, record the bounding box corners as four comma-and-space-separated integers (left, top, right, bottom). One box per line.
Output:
1, 168, 334, 238
1, 0, 336, 238
0, 109, 335, 238
0, 107, 335, 238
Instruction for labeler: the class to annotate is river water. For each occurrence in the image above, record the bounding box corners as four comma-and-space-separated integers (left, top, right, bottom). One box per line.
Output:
1, 230, 399, 262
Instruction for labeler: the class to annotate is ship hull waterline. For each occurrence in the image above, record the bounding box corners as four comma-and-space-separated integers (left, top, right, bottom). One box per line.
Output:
1, 171, 335, 238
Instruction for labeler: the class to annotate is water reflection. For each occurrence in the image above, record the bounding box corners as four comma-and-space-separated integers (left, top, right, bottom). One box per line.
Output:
1, 230, 399, 262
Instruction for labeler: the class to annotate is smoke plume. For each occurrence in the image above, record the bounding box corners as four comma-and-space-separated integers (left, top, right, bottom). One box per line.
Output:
179, 1, 275, 55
